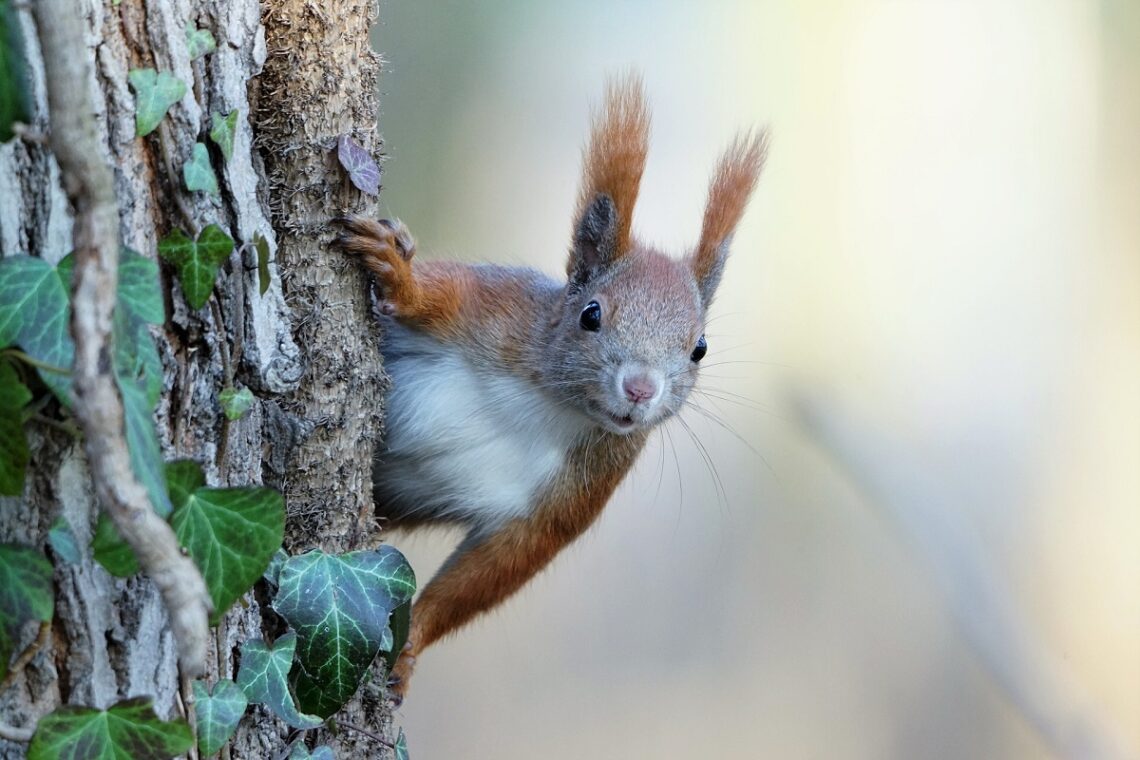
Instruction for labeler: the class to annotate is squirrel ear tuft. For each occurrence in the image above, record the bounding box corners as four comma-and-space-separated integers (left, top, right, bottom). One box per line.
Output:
567, 74, 650, 286
689, 129, 769, 305
568, 193, 618, 286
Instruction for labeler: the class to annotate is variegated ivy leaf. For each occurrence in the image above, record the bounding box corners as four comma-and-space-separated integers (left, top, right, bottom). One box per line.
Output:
192, 679, 247, 756
236, 634, 324, 730
167, 460, 285, 623
273, 547, 416, 717
28, 697, 191, 760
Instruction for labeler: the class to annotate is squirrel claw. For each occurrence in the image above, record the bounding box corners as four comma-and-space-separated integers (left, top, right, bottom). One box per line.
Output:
336, 216, 417, 312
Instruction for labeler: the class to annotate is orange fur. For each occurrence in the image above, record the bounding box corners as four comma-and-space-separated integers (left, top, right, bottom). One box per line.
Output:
573, 73, 650, 260
388, 430, 647, 695
692, 130, 769, 288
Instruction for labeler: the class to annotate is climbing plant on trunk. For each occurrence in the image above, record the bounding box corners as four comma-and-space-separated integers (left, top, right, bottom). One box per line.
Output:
0, 0, 409, 757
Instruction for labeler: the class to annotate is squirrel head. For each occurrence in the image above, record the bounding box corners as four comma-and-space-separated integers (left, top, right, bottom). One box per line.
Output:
542, 75, 768, 435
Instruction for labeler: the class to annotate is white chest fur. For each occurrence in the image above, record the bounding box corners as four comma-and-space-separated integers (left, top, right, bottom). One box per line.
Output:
375, 323, 594, 531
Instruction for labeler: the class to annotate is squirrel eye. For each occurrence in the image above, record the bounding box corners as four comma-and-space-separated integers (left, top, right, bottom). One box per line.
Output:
579, 300, 602, 331
690, 335, 707, 363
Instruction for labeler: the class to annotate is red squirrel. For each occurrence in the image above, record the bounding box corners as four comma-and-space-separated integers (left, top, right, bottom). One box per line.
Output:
338, 75, 767, 702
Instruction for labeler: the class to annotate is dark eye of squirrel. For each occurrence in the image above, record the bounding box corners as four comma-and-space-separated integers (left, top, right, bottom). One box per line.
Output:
579, 301, 602, 331
691, 335, 707, 363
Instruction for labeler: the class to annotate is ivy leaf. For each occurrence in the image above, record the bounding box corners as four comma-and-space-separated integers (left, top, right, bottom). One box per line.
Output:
273, 548, 416, 717
336, 134, 379, 196
116, 248, 165, 325
218, 385, 254, 420
0, 361, 31, 495
0, 0, 32, 143
253, 233, 271, 296
118, 370, 171, 517
192, 679, 247, 757
128, 68, 186, 137
263, 548, 287, 586
209, 110, 238, 162
289, 744, 335, 760
47, 517, 81, 565
0, 256, 74, 402
167, 460, 285, 623
183, 142, 219, 197
185, 23, 216, 60
382, 599, 411, 674
0, 544, 53, 681
157, 225, 234, 310
91, 513, 139, 577
28, 697, 192, 760
236, 634, 325, 730
395, 727, 409, 760
0, 544, 53, 679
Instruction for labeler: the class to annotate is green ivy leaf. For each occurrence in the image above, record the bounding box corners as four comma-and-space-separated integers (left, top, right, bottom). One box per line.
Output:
236, 634, 324, 730
167, 460, 285, 623
273, 548, 416, 718
183, 142, 219, 197
218, 385, 254, 420
28, 697, 192, 760
118, 371, 171, 517
185, 23, 217, 60
0, 0, 32, 143
128, 68, 186, 138
91, 513, 139, 578
165, 459, 205, 511
209, 110, 238, 162
192, 679, 247, 756
0, 544, 53, 680
0, 256, 74, 402
263, 548, 287, 586
0, 361, 31, 495
289, 744, 335, 760
254, 233, 271, 296
157, 225, 234, 310
116, 248, 165, 325
382, 599, 411, 674
395, 727, 409, 760
47, 517, 81, 565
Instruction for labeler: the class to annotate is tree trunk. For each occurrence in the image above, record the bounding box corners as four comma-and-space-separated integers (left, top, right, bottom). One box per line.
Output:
0, 0, 393, 755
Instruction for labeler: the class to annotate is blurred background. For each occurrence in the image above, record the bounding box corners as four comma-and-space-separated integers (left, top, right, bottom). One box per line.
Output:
371, 2, 1139, 758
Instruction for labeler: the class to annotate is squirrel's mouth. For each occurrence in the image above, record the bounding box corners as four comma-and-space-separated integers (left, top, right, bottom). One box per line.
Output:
606, 411, 635, 429
589, 401, 638, 432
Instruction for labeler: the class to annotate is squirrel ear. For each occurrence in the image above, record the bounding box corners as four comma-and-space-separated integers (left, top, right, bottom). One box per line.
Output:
568, 193, 618, 286
567, 74, 650, 287
689, 129, 769, 305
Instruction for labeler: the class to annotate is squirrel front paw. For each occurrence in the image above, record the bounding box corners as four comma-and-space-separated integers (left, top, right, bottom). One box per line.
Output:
386, 641, 418, 707
336, 216, 418, 316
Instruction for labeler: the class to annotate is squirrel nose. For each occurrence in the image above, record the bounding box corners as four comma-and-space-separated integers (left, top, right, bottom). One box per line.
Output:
622, 375, 659, 404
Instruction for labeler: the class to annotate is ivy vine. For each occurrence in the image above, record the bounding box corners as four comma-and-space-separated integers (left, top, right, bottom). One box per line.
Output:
0, 16, 410, 760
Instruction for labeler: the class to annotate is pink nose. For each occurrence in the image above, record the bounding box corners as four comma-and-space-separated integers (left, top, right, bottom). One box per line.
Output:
622, 375, 658, 404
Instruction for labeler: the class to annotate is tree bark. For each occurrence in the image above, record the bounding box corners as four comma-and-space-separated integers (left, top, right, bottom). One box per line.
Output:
0, 0, 392, 756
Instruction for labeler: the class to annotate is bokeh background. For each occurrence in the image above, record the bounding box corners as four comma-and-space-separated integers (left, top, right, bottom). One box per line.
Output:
371, 2, 1140, 758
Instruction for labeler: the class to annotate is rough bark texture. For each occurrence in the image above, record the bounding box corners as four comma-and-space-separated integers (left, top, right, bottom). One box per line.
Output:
0, 0, 392, 756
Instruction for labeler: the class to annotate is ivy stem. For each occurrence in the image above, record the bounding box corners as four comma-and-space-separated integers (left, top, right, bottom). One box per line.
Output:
156, 120, 200, 237
336, 721, 395, 749
1, 348, 69, 376
0, 621, 50, 693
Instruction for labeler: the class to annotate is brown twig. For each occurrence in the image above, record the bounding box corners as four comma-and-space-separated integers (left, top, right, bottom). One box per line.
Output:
0, 621, 50, 693
34, 0, 212, 678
